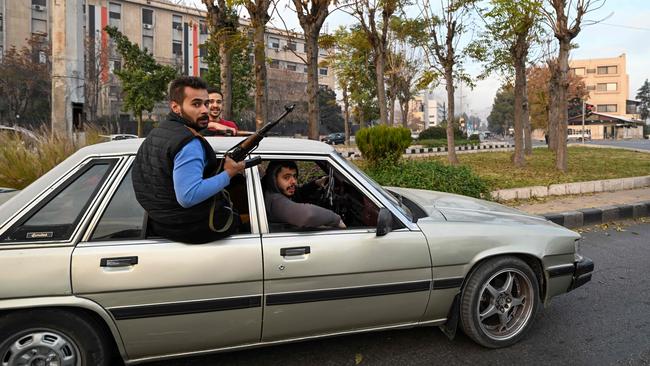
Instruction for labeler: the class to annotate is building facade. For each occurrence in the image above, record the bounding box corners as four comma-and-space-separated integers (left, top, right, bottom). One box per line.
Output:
1, 0, 335, 128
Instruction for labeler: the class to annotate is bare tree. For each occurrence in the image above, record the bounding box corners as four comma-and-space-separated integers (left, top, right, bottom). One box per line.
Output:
418, 0, 476, 165
244, 0, 274, 129
541, 0, 605, 172
84, 35, 111, 124
349, 0, 400, 126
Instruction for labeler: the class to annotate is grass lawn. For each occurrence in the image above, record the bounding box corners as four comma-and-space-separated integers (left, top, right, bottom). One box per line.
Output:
420, 146, 650, 190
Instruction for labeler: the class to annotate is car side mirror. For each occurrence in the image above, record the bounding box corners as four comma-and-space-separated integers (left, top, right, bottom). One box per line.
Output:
376, 208, 392, 237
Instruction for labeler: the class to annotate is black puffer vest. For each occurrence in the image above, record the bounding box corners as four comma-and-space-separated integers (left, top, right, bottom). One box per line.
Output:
132, 113, 218, 227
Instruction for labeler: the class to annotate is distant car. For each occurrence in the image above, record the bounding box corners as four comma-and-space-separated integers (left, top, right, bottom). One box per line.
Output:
100, 134, 139, 142
0, 138, 593, 365
321, 132, 345, 145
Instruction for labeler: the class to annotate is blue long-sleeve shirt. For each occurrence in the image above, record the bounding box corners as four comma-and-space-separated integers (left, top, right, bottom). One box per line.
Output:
173, 138, 231, 208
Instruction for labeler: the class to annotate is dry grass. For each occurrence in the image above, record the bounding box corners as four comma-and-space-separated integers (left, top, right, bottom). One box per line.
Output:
0, 126, 104, 189
420, 146, 650, 190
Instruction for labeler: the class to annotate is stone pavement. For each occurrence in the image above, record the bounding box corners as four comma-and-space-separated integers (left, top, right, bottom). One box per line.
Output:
510, 187, 650, 228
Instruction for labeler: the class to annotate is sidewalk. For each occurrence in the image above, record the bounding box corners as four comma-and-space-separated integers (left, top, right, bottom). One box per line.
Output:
509, 187, 650, 228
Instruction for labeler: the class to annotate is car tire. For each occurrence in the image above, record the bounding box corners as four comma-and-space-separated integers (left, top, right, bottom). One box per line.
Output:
459, 256, 540, 348
0, 309, 112, 366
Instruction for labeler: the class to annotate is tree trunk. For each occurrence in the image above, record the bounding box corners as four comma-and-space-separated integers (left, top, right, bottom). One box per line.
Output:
343, 85, 350, 145
375, 53, 388, 125
305, 31, 320, 140
547, 60, 559, 152
252, 22, 268, 130
445, 69, 459, 165
400, 101, 409, 128
555, 40, 571, 172
359, 107, 365, 129
512, 54, 526, 167
388, 96, 396, 126
219, 41, 233, 120
137, 111, 143, 137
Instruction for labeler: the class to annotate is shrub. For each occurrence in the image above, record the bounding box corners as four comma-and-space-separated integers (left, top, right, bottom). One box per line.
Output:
362, 159, 490, 199
468, 134, 481, 142
355, 125, 411, 165
418, 126, 465, 140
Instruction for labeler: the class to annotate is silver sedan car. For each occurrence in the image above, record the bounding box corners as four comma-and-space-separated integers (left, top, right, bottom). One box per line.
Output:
0, 137, 593, 365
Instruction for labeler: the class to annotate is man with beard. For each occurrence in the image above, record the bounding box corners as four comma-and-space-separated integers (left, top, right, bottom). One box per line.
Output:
262, 160, 345, 230
132, 76, 245, 243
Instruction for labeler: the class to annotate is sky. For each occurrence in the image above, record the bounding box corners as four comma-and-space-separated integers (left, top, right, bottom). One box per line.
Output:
188, 0, 650, 122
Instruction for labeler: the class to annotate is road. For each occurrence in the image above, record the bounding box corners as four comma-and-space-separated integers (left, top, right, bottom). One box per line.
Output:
585, 139, 650, 151
148, 220, 650, 366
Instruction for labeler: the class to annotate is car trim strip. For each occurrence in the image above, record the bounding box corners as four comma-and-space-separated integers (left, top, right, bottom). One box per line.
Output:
109, 295, 262, 320
265, 280, 431, 306
547, 264, 575, 278
432, 277, 464, 290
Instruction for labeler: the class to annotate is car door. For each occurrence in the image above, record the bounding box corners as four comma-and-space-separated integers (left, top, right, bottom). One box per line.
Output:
71, 158, 263, 360
255, 156, 432, 342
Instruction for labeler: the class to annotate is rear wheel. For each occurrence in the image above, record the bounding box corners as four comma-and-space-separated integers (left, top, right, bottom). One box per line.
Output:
460, 256, 540, 348
0, 309, 111, 366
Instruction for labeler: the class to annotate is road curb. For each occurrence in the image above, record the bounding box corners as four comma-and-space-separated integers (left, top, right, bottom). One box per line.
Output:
543, 201, 650, 228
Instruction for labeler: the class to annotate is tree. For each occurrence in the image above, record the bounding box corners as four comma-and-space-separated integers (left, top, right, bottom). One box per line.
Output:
201, 22, 254, 121
203, 0, 241, 120
0, 35, 51, 128
243, 0, 273, 130
84, 34, 111, 124
318, 86, 344, 133
290, 0, 333, 140
104, 26, 177, 137
415, 0, 476, 165
487, 83, 514, 135
527, 64, 587, 136
541, 0, 604, 172
636, 79, 650, 122
472, 0, 543, 166
350, 0, 401, 126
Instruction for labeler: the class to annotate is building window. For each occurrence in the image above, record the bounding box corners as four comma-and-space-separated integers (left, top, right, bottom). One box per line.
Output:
172, 41, 182, 57
287, 41, 297, 51
586, 85, 596, 91
32, 0, 46, 8
172, 15, 182, 31
597, 65, 617, 75
586, 68, 596, 74
286, 62, 297, 71
142, 8, 154, 28
142, 35, 153, 52
268, 37, 279, 49
32, 18, 47, 35
269, 59, 280, 69
596, 104, 617, 113
319, 67, 328, 76
0, 13, 3, 32
109, 3, 121, 28
572, 68, 585, 76
596, 83, 617, 92
199, 21, 208, 35
199, 45, 206, 58
109, 59, 121, 74
303, 65, 308, 73
319, 48, 327, 56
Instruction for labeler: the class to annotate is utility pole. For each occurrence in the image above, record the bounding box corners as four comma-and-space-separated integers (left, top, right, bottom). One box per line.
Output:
581, 100, 585, 145
51, 0, 84, 138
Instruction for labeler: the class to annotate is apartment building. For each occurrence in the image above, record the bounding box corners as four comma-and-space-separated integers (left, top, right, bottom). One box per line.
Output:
568, 53, 643, 139
0, 0, 335, 125
408, 91, 442, 131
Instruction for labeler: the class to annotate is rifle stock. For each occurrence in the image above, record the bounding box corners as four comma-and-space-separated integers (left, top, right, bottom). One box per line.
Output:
226, 104, 295, 163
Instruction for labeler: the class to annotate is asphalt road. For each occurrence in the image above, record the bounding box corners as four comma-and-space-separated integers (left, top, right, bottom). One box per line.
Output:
148, 220, 650, 366
585, 139, 650, 151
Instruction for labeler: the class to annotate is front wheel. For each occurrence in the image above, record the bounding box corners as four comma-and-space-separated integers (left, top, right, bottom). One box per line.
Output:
0, 309, 112, 366
460, 256, 540, 348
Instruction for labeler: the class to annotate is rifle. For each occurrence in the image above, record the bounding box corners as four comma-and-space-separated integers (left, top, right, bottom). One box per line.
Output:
226, 104, 295, 168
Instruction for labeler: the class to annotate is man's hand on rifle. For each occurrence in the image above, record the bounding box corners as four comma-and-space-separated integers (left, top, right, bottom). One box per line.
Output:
224, 156, 246, 177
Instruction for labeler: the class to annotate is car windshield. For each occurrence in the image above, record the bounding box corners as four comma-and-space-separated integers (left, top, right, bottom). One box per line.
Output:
336, 156, 413, 222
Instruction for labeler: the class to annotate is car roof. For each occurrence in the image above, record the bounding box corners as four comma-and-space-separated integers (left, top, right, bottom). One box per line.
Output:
81, 136, 335, 156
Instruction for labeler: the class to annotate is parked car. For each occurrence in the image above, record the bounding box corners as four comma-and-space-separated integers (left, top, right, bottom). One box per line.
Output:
99, 134, 139, 142
321, 132, 345, 145
0, 137, 593, 365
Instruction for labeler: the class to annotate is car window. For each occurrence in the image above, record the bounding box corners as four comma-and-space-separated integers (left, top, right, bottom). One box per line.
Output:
1, 160, 115, 242
91, 169, 145, 241
260, 159, 386, 233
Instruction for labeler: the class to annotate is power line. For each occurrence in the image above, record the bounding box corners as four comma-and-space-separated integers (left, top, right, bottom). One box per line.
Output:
598, 22, 650, 31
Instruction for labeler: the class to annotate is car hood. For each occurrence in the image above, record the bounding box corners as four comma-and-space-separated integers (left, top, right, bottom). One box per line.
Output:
386, 187, 554, 226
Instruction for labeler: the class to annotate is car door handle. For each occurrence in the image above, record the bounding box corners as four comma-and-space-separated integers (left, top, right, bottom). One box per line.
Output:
280, 246, 310, 257
100, 256, 138, 267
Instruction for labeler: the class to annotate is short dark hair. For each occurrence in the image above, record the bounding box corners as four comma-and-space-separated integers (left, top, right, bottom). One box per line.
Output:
169, 76, 208, 104
207, 87, 222, 96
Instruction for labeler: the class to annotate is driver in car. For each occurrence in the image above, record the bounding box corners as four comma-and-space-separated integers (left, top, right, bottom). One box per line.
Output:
262, 160, 346, 229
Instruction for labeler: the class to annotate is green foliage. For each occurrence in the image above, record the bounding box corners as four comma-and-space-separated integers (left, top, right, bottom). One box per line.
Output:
469, 134, 481, 142
636, 79, 650, 122
319, 86, 344, 133
362, 159, 490, 199
355, 125, 411, 165
104, 26, 177, 136
418, 126, 447, 139
487, 83, 514, 134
